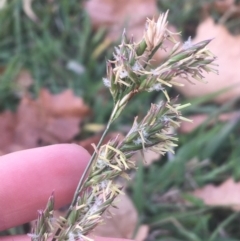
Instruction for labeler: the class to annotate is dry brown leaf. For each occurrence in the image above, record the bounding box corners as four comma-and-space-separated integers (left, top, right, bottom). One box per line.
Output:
85, 0, 157, 39
201, 1, 240, 26
0, 111, 16, 152
93, 194, 138, 239
135, 225, 149, 241
179, 111, 240, 133
13, 96, 42, 149
179, 115, 207, 133
214, 0, 235, 13
39, 89, 90, 117
16, 89, 90, 146
0, 89, 90, 153
142, 150, 161, 166
175, 17, 240, 103
39, 117, 81, 144
85, 0, 179, 62
193, 178, 240, 210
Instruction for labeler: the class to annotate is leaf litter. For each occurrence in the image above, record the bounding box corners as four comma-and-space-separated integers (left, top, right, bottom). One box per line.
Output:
0, 88, 90, 154
193, 178, 240, 211
175, 17, 240, 103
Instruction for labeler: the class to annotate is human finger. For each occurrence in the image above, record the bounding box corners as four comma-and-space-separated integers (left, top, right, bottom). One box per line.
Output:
0, 144, 90, 231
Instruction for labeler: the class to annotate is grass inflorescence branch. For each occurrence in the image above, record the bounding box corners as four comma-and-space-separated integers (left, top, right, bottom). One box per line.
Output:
30, 11, 217, 241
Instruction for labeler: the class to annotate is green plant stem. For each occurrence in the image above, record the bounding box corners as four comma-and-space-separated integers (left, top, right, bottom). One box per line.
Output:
51, 106, 116, 241
69, 120, 113, 209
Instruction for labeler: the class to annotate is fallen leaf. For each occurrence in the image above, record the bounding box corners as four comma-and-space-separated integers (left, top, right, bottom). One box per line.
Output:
85, 0, 180, 62
0, 111, 16, 151
13, 90, 89, 148
13, 96, 42, 149
135, 225, 149, 241
193, 178, 240, 210
39, 117, 81, 144
0, 88, 90, 153
39, 89, 90, 118
85, 0, 157, 39
93, 194, 138, 239
214, 0, 235, 14
142, 149, 161, 166
179, 111, 240, 133
179, 115, 207, 133
175, 17, 240, 103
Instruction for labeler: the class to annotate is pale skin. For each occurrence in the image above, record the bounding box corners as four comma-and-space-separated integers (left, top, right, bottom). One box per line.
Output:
0, 144, 132, 241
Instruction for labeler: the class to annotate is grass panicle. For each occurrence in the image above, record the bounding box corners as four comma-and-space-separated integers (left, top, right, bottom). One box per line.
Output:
29, 11, 217, 241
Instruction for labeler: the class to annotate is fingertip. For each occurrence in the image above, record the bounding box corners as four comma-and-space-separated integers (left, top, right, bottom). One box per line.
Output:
0, 144, 90, 231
